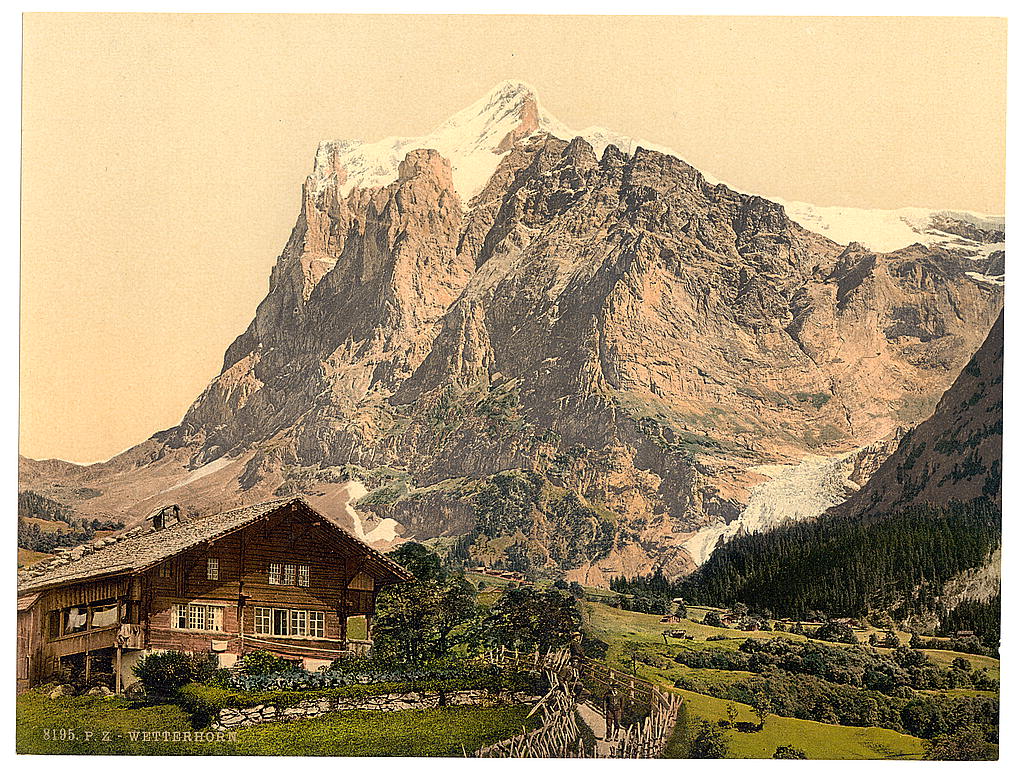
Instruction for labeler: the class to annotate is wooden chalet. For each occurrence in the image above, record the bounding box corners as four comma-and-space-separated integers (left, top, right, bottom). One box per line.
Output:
16, 498, 412, 692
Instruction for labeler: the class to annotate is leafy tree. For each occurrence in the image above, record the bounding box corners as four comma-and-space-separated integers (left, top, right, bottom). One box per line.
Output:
952, 656, 972, 672
387, 541, 446, 581
752, 690, 772, 730
880, 629, 901, 648
813, 621, 857, 644
373, 576, 478, 662
725, 701, 738, 728
482, 586, 582, 651
925, 726, 997, 761
621, 640, 645, 675
703, 611, 723, 628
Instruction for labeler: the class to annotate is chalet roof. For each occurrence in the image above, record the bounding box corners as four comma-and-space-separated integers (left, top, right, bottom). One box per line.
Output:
17, 497, 412, 593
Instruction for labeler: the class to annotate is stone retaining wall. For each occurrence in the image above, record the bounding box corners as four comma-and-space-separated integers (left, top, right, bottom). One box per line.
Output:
212, 689, 540, 730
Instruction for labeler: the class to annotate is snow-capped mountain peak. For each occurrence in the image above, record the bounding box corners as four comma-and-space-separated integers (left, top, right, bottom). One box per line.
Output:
310, 82, 1004, 269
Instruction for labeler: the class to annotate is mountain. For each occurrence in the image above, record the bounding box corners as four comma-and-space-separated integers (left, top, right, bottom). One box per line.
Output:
832, 312, 1002, 517
680, 318, 1002, 621
19, 82, 1004, 584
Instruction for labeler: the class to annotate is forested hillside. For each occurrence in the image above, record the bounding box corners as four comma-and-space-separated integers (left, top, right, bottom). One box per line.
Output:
680, 500, 999, 625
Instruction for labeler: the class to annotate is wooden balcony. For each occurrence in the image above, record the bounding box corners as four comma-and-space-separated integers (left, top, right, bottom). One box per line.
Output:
47, 625, 121, 659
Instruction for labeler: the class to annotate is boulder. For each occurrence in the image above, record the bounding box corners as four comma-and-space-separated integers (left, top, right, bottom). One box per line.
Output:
48, 684, 75, 699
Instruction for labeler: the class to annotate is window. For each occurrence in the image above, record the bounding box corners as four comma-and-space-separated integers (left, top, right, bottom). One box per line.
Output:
253, 606, 325, 637
254, 607, 272, 635
290, 609, 307, 636
309, 610, 325, 638
159, 561, 173, 578
172, 603, 224, 632
207, 558, 219, 581
91, 602, 119, 628
64, 607, 87, 634
272, 608, 289, 636
269, 561, 308, 586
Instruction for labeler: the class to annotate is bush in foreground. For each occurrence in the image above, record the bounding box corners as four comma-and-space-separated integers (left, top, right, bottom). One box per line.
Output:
132, 651, 217, 700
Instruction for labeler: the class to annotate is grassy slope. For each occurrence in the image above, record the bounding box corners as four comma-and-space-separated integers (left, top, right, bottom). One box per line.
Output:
20, 516, 71, 532
665, 688, 926, 759
584, 602, 1001, 760
16, 690, 530, 756
465, 571, 624, 601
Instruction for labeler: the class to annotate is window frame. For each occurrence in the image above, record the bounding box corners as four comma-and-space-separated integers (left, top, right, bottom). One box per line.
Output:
252, 606, 326, 638
206, 557, 219, 581
171, 602, 225, 633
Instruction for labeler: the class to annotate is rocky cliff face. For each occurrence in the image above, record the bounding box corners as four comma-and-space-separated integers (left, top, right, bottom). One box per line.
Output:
831, 312, 1002, 517
19, 83, 1004, 583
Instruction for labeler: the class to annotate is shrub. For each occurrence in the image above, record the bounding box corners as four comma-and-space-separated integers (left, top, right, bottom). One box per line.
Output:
237, 650, 294, 676
689, 718, 729, 758
213, 657, 541, 696
773, 744, 808, 759
925, 726, 998, 761
132, 651, 217, 700
702, 611, 723, 628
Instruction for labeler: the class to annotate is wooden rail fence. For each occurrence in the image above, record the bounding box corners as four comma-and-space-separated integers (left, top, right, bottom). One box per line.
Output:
472, 647, 682, 759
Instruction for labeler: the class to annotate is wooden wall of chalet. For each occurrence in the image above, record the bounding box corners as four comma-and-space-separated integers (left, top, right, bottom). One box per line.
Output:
143, 510, 381, 656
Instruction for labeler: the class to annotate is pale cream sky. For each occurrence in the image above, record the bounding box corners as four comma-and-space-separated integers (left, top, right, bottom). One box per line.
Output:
21, 14, 1006, 464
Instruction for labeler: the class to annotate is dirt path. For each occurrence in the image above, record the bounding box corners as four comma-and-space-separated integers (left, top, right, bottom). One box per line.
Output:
576, 702, 615, 757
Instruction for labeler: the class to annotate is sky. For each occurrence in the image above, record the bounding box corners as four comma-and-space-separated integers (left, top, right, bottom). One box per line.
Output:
20, 14, 1007, 464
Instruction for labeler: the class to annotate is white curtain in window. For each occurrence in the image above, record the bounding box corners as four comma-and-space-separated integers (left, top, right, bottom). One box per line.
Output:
92, 603, 118, 628
67, 607, 87, 630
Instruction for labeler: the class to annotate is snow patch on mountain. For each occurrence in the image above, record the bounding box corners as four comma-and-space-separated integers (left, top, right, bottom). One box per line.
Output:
777, 201, 1005, 256
159, 456, 234, 493
338, 480, 400, 544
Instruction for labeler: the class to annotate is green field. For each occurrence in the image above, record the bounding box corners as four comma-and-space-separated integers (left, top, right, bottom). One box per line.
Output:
665, 688, 927, 759
16, 689, 531, 756
584, 601, 996, 760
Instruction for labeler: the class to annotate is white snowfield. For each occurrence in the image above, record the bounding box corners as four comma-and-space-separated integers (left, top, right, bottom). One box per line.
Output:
682, 450, 867, 567
310, 80, 1004, 264
313, 80, 678, 203
337, 480, 399, 544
